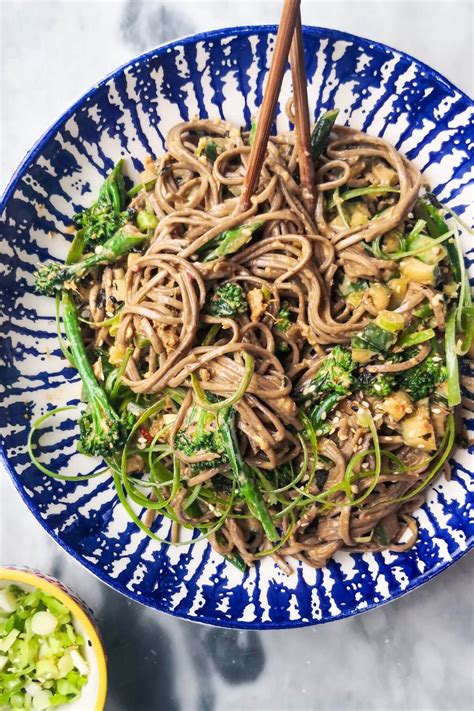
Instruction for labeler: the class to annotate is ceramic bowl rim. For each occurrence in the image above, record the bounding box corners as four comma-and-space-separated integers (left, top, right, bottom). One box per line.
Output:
0, 24, 472, 630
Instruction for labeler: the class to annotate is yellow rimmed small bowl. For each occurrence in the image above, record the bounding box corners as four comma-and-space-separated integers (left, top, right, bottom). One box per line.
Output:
0, 567, 107, 711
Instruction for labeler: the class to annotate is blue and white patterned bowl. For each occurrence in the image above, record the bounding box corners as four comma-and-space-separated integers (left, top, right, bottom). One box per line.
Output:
0, 26, 473, 629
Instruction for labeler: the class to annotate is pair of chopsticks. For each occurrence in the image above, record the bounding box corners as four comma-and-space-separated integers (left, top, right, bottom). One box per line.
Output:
239, 0, 315, 215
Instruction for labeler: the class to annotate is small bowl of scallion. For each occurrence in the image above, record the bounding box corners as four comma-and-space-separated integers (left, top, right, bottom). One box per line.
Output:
0, 568, 107, 711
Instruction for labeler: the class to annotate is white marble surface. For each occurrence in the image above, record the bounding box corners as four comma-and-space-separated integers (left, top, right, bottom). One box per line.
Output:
1, 2, 473, 710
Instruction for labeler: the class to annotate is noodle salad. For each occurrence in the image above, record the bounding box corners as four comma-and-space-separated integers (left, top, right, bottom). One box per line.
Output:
31, 111, 472, 573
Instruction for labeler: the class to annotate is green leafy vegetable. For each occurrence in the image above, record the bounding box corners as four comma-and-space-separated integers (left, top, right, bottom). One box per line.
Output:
74, 161, 130, 246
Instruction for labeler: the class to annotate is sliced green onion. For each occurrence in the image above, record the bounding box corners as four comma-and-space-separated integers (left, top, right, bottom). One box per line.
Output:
333, 187, 350, 228
191, 352, 254, 412
405, 219, 427, 247
397, 327, 435, 348
371, 231, 406, 260
0, 585, 88, 709
127, 178, 157, 198
55, 295, 74, 364
27, 406, 109, 481
327, 185, 400, 210
375, 310, 405, 333
372, 229, 455, 261
445, 310, 461, 406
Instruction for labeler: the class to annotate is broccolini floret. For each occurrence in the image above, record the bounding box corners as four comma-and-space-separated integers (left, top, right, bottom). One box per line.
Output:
74, 161, 130, 246
299, 346, 355, 404
398, 355, 447, 401
174, 429, 228, 471
297, 346, 356, 433
356, 370, 397, 398
35, 226, 147, 296
206, 282, 247, 317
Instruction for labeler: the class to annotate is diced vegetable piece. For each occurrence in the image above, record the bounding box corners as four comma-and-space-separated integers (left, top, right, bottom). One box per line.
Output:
31, 611, 58, 636
353, 322, 397, 352
388, 276, 408, 308
0, 629, 19, 652
25, 681, 43, 697
349, 202, 371, 227
397, 328, 435, 349
375, 310, 405, 333
367, 284, 391, 311
400, 257, 436, 285
0, 589, 17, 613
70, 649, 89, 676
406, 234, 447, 264
347, 291, 364, 308
351, 348, 375, 364
37, 658, 59, 680
32, 689, 52, 710
400, 402, 436, 450
378, 391, 413, 422
57, 653, 74, 677
136, 210, 158, 231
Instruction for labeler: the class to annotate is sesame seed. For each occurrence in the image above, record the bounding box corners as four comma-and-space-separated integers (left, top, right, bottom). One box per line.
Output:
417, 444, 425, 449
432, 356, 442, 362
361, 463, 369, 469
362, 401, 370, 408
432, 407, 441, 414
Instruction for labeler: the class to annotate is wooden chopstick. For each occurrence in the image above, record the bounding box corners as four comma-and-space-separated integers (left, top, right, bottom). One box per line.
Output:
239, 0, 301, 212
290, 9, 315, 216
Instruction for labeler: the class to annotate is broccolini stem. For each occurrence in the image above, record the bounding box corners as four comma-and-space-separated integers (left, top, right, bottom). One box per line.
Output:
36, 225, 147, 296
220, 407, 279, 542
202, 222, 262, 262
62, 292, 115, 410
